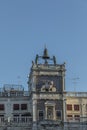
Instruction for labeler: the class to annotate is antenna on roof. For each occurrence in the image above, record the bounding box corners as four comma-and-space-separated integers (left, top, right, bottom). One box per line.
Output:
44, 43, 46, 49
17, 76, 21, 85
72, 77, 79, 92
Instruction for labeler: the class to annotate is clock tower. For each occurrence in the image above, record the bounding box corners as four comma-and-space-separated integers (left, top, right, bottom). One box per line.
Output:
28, 48, 66, 130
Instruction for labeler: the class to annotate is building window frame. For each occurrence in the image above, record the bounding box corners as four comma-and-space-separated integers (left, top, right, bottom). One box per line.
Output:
67, 115, 73, 121
0, 115, 4, 122
0, 104, 4, 111
56, 110, 62, 120
74, 104, 79, 111
67, 104, 72, 111
38, 110, 44, 120
74, 115, 80, 120
13, 104, 19, 110
21, 104, 27, 110
13, 114, 19, 122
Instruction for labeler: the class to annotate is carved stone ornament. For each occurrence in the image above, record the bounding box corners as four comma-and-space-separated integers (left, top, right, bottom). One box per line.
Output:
41, 81, 56, 92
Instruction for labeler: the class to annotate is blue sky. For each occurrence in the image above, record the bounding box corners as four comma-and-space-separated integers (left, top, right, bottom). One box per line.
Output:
0, 0, 87, 91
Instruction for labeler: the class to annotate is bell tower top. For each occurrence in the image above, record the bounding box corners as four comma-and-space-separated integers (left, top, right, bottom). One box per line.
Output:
35, 47, 57, 65
42, 47, 50, 59
28, 47, 66, 93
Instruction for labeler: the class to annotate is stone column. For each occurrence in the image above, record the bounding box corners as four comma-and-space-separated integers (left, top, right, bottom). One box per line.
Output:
5, 99, 12, 121
62, 75, 65, 91
81, 103, 85, 122
32, 99, 37, 130
45, 105, 47, 119
53, 105, 56, 120
32, 75, 36, 91
63, 98, 67, 122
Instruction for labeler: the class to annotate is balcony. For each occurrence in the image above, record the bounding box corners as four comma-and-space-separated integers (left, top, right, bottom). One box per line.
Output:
0, 117, 32, 127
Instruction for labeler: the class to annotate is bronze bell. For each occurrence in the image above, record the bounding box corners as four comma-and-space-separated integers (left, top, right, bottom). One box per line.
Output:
42, 48, 50, 59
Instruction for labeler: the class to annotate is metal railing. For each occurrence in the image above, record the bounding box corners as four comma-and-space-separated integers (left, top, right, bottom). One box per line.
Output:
0, 117, 32, 125
0, 91, 29, 97
66, 92, 87, 97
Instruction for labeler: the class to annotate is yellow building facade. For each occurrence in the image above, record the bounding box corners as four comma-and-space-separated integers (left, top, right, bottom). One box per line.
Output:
66, 92, 87, 122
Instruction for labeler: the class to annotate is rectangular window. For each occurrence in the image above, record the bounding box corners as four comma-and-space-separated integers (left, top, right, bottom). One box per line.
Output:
0, 115, 4, 122
67, 115, 73, 120
13, 115, 19, 122
56, 111, 61, 120
21, 104, 27, 110
74, 115, 80, 120
38, 110, 44, 120
74, 105, 79, 111
67, 104, 72, 110
13, 104, 19, 110
0, 104, 4, 111
67, 115, 73, 117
